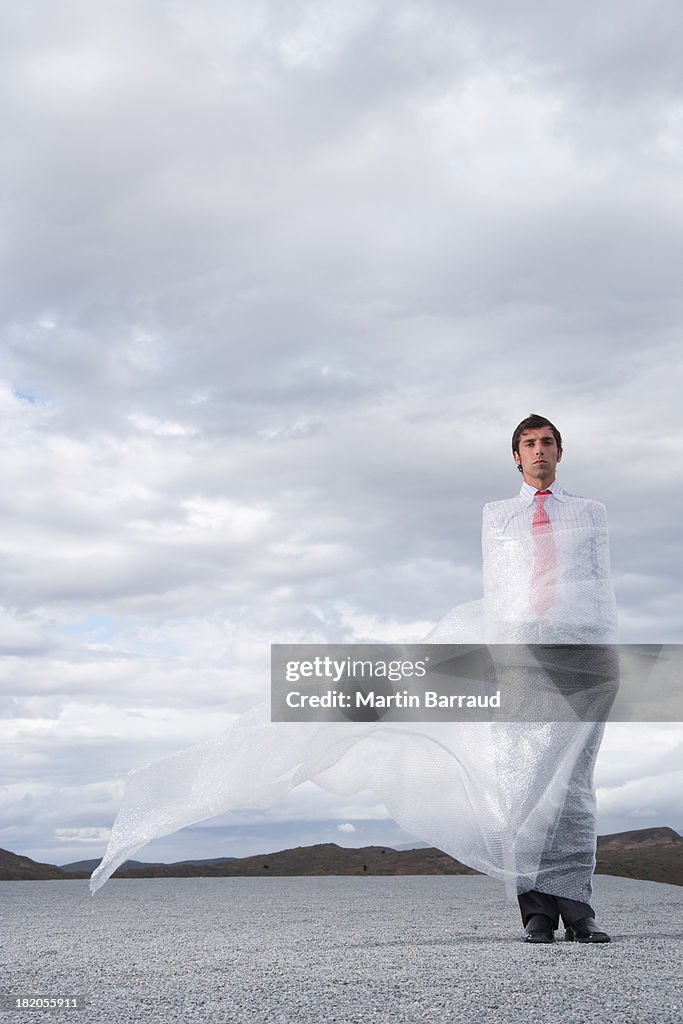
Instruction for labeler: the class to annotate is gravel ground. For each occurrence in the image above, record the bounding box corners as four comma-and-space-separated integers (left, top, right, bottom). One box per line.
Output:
1, 874, 681, 1024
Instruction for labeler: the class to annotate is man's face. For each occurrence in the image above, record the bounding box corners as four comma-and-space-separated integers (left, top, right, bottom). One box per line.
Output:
514, 426, 562, 485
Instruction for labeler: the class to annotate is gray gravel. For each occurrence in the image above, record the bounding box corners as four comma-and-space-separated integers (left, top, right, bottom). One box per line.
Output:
1, 874, 681, 1024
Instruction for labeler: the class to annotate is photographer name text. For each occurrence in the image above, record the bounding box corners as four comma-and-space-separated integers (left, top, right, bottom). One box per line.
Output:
284, 689, 501, 709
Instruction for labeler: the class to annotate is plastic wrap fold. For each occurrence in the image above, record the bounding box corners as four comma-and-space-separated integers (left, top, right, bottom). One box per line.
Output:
91, 495, 617, 903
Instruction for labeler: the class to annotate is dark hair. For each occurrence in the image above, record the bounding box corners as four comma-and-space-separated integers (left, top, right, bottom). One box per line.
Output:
512, 414, 562, 472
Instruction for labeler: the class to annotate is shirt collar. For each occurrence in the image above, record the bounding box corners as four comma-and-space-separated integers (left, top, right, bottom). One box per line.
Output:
519, 479, 567, 506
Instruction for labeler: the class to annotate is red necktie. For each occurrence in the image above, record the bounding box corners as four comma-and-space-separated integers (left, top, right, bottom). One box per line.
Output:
532, 490, 555, 614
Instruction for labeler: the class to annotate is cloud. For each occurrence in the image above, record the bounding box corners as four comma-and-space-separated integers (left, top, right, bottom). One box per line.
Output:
1, 0, 681, 863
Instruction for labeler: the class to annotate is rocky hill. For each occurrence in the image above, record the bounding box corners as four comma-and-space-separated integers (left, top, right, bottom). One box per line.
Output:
0, 848, 70, 881
2, 826, 680, 885
595, 827, 682, 885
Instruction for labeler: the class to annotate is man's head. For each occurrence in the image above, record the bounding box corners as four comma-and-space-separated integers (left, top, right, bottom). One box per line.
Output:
512, 414, 563, 488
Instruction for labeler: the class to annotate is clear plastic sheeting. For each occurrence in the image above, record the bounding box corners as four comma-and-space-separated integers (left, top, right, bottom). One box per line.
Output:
481, 493, 617, 645
90, 497, 618, 904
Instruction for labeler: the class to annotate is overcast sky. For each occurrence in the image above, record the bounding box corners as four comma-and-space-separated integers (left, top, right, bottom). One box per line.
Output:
1, 0, 681, 868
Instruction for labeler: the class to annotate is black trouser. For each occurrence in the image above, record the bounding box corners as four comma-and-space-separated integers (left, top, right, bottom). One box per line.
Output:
514, 645, 618, 927
518, 890, 594, 929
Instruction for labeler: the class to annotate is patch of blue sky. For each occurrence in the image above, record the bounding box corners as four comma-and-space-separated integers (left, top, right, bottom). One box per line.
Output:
62, 614, 117, 641
61, 614, 186, 657
13, 388, 39, 404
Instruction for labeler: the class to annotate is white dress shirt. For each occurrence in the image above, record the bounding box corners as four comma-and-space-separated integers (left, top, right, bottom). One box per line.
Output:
481, 479, 617, 643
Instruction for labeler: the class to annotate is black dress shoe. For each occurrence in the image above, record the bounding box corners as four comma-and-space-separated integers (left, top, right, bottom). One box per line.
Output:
564, 917, 611, 943
523, 914, 555, 943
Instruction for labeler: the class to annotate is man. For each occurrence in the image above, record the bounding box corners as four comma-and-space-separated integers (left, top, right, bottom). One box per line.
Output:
482, 414, 616, 944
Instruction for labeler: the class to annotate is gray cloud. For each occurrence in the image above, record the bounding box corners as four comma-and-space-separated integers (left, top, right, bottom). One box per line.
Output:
1, 0, 681, 863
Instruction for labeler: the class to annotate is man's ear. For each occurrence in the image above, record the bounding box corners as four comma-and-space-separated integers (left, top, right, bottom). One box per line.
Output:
557, 449, 563, 463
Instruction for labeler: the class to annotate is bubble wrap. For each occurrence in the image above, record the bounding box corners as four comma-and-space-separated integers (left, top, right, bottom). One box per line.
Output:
90, 493, 617, 903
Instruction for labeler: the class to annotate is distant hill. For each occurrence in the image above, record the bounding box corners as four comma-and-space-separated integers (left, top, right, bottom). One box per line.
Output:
59, 856, 238, 873
2, 827, 681, 885
595, 827, 682, 886
0, 848, 70, 881
112, 843, 480, 879
596, 826, 680, 851
59, 858, 157, 873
